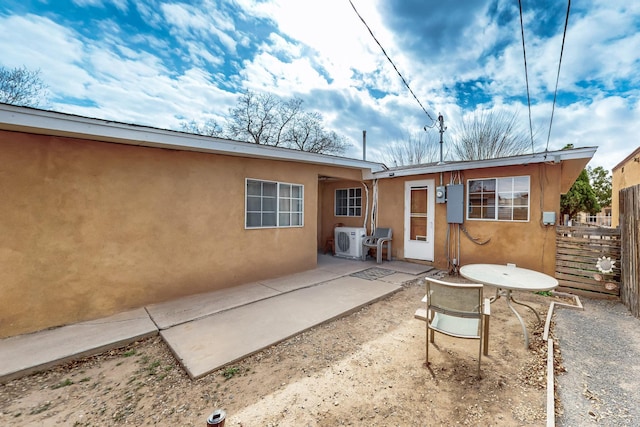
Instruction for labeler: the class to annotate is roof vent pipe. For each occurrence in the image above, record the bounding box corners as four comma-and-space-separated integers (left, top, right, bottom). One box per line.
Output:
362, 130, 366, 161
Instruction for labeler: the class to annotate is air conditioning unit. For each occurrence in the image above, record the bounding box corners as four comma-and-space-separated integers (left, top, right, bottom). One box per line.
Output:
334, 227, 366, 259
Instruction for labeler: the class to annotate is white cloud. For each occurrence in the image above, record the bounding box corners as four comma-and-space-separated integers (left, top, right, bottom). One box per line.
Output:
242, 0, 394, 88
2, 0, 639, 172
0, 15, 83, 68
531, 4, 638, 97
531, 96, 640, 170
72, 0, 128, 12
160, 2, 238, 53
0, 15, 94, 102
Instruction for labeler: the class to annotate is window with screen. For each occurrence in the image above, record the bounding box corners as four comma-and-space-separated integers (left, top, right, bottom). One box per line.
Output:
335, 188, 362, 217
246, 179, 303, 228
467, 176, 529, 221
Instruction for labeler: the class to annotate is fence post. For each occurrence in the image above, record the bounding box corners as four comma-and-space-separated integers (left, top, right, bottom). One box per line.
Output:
619, 185, 640, 317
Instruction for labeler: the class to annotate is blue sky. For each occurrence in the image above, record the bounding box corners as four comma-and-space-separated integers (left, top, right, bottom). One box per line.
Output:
1, 0, 638, 170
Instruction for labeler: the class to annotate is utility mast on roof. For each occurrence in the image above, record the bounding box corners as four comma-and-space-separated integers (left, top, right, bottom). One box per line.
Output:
437, 113, 446, 165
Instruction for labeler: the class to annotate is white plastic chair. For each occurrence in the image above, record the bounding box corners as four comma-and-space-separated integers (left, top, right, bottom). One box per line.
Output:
414, 277, 490, 377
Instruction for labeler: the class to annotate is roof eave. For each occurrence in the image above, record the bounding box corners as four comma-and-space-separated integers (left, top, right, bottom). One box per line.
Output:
612, 146, 640, 172
372, 147, 598, 179
0, 104, 387, 174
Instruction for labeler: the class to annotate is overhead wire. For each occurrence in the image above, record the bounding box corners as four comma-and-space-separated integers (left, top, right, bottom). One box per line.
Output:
347, 0, 437, 126
545, 0, 571, 152
517, 0, 536, 153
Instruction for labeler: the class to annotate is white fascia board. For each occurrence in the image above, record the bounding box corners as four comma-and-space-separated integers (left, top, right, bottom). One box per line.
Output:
0, 104, 386, 174
373, 147, 598, 179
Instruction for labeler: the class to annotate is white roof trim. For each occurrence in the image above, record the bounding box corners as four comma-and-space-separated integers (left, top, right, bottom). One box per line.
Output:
0, 104, 387, 173
373, 147, 598, 179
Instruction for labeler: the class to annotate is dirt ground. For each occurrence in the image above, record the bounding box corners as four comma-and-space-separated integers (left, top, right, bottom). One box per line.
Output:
0, 278, 565, 426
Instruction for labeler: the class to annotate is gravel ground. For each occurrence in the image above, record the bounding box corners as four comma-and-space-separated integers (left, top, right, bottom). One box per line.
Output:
554, 298, 640, 426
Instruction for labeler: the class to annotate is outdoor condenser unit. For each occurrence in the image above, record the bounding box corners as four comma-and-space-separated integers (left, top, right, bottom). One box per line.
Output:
334, 227, 366, 259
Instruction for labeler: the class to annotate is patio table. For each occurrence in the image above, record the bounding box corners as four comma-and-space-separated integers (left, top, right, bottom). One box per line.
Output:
459, 263, 558, 348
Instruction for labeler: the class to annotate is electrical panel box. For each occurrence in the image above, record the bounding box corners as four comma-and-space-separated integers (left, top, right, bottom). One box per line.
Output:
435, 186, 446, 204
446, 184, 464, 224
542, 211, 556, 225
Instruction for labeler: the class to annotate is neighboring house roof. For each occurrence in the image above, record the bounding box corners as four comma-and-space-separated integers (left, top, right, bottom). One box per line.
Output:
612, 146, 640, 172
374, 147, 598, 179
0, 103, 597, 180
0, 103, 387, 174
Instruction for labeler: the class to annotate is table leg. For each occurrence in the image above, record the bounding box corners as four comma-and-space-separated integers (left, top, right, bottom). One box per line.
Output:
488, 288, 537, 348
489, 287, 501, 303
510, 295, 541, 323
503, 291, 530, 348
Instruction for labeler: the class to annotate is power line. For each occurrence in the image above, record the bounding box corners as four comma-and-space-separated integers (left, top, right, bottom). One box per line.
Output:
518, 0, 535, 153
347, 0, 437, 126
545, 0, 571, 152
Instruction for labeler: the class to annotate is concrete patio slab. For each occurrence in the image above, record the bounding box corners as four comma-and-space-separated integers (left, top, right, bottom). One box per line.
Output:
146, 282, 281, 330
161, 276, 402, 379
0, 308, 157, 382
316, 254, 376, 276
383, 261, 435, 275
258, 268, 342, 293
1, 255, 432, 384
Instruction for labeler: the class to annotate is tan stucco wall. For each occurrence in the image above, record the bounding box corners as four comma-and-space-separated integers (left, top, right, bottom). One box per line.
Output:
321, 163, 566, 276
450, 164, 561, 274
0, 130, 358, 338
317, 180, 371, 250
611, 148, 640, 228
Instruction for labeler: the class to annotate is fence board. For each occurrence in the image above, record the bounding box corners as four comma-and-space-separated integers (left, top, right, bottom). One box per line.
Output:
556, 243, 622, 255
620, 185, 640, 317
557, 238, 621, 251
556, 225, 621, 298
557, 226, 621, 238
556, 259, 621, 275
555, 272, 619, 295
555, 266, 619, 282
556, 247, 621, 260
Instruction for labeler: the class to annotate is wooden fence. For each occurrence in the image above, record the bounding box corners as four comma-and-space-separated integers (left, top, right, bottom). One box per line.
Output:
555, 225, 621, 299
620, 185, 640, 317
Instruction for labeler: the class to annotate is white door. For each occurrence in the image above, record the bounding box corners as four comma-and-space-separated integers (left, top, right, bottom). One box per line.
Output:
404, 179, 435, 261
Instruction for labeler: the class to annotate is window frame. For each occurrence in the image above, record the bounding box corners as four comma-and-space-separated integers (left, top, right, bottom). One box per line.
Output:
334, 187, 363, 217
245, 178, 304, 229
466, 176, 530, 222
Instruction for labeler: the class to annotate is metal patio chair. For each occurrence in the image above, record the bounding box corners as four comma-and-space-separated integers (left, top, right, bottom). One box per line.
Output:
414, 277, 490, 377
361, 227, 392, 263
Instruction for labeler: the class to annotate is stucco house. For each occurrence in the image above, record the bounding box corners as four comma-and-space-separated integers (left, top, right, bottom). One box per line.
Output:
575, 206, 612, 227
0, 104, 596, 338
611, 146, 640, 228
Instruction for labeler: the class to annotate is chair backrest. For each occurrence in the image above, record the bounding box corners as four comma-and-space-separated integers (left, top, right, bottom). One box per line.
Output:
373, 227, 392, 239
422, 277, 487, 377
425, 277, 483, 319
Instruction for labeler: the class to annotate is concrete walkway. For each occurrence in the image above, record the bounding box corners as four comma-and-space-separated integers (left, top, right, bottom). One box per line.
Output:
0, 255, 435, 382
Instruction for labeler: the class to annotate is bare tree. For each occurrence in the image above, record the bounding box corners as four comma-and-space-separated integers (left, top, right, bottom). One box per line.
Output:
286, 111, 348, 155
272, 97, 303, 147
180, 118, 223, 137
0, 65, 48, 107
225, 90, 347, 155
382, 131, 440, 166
450, 110, 532, 161
226, 91, 280, 145
181, 90, 347, 155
